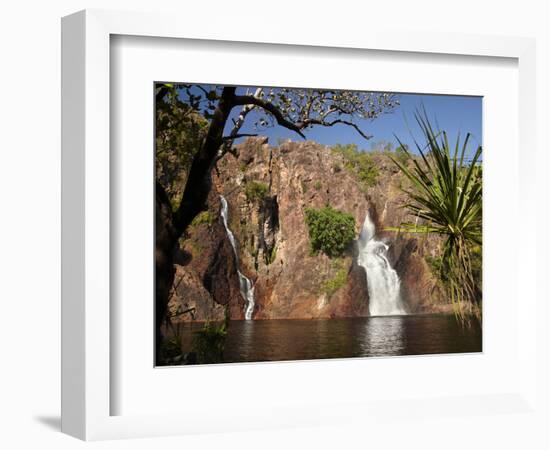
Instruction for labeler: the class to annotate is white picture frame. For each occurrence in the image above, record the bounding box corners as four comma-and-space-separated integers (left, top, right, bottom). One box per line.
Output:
61, 9, 538, 441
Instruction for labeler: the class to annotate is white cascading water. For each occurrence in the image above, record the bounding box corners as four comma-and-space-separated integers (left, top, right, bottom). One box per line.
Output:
357, 211, 406, 316
219, 196, 255, 320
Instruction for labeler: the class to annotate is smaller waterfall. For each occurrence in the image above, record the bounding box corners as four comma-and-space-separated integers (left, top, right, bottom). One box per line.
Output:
219, 196, 255, 320
357, 211, 406, 316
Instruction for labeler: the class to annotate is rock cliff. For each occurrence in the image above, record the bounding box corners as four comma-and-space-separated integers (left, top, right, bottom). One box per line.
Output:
168, 137, 448, 322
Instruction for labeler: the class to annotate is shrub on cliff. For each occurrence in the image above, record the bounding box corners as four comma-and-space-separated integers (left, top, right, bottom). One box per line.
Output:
322, 258, 349, 297
331, 143, 379, 189
305, 206, 356, 258
190, 210, 214, 227
245, 180, 269, 203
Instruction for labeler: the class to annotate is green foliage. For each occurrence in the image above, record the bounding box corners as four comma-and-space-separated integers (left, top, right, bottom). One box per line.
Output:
267, 245, 277, 265
245, 181, 269, 203
190, 210, 215, 227
425, 254, 450, 285
192, 308, 230, 364
305, 206, 356, 258
159, 336, 183, 362
314, 180, 322, 190
155, 83, 208, 210
321, 259, 348, 297
356, 160, 379, 188
391, 109, 483, 322
159, 321, 188, 365
470, 244, 482, 291
426, 254, 442, 276
394, 144, 410, 165
193, 323, 226, 364
331, 143, 379, 189
370, 140, 394, 153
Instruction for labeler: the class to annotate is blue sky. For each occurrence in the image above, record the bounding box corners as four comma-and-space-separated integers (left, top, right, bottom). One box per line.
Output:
233, 92, 482, 157
177, 85, 482, 158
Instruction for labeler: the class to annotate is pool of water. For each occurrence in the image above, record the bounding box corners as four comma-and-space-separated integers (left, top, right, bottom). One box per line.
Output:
178, 314, 482, 364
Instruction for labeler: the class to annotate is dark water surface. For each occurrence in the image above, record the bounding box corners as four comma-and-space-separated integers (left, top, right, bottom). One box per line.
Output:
179, 314, 482, 364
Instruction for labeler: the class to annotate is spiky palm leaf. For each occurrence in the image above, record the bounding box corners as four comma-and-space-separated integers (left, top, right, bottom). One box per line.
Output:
390, 109, 482, 322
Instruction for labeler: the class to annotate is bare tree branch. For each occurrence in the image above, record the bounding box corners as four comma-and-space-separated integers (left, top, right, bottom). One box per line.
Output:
221, 133, 258, 141
220, 87, 263, 157
233, 95, 307, 139
298, 118, 373, 140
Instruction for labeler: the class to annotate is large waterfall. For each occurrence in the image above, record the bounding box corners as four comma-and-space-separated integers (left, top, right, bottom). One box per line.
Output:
357, 211, 406, 316
219, 196, 255, 320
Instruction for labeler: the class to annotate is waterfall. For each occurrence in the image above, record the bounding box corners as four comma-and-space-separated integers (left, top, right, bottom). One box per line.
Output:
357, 211, 406, 316
219, 196, 255, 320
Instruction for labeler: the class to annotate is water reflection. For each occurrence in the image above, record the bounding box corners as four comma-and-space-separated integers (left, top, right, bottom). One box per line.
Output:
178, 315, 481, 365
236, 320, 255, 361
361, 316, 406, 356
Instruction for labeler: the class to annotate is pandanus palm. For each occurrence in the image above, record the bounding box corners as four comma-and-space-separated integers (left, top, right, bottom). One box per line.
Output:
390, 110, 482, 322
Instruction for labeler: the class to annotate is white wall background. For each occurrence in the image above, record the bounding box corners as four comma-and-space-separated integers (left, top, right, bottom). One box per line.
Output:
0, 1, 548, 449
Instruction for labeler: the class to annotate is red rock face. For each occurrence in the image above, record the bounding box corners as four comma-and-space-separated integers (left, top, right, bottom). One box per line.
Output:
169, 138, 448, 322
390, 235, 443, 313
169, 195, 245, 323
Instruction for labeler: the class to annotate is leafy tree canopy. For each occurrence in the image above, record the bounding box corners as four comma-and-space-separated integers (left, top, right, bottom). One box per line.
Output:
305, 206, 356, 258
155, 84, 209, 210
161, 84, 399, 143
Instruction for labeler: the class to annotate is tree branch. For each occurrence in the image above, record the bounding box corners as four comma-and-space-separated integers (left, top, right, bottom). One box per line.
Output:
221, 133, 258, 141
233, 95, 306, 139
155, 85, 170, 103
173, 86, 237, 232
298, 118, 372, 140
156, 181, 174, 221
219, 88, 263, 158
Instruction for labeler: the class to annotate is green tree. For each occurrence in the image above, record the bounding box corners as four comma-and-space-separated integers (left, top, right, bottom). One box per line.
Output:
155, 84, 209, 210
305, 206, 356, 258
390, 110, 482, 322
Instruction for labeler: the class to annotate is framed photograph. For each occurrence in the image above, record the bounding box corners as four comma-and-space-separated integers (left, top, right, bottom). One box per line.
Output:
62, 9, 537, 441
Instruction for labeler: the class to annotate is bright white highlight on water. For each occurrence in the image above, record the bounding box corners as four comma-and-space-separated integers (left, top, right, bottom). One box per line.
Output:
357, 211, 407, 316
219, 195, 255, 320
